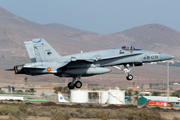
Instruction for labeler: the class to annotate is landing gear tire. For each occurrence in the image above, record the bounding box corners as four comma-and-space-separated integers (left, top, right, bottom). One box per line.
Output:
68, 82, 75, 89
75, 81, 82, 88
126, 74, 133, 81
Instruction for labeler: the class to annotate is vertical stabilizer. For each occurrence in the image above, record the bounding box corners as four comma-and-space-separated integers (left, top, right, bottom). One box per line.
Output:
24, 41, 36, 63
32, 38, 62, 62
58, 92, 69, 103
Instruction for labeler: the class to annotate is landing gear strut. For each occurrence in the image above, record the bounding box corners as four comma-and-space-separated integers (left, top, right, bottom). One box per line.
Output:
68, 75, 82, 89
113, 64, 133, 81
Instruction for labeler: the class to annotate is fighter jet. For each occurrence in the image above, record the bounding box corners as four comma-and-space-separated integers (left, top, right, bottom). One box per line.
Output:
12, 38, 174, 89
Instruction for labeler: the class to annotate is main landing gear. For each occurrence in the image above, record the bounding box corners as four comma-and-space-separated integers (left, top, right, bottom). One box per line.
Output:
113, 64, 133, 81
68, 75, 82, 89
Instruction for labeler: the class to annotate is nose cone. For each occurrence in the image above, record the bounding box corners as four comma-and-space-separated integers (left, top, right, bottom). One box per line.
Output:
160, 53, 174, 61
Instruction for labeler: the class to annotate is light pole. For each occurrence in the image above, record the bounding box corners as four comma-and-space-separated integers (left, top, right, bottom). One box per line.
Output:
167, 61, 169, 102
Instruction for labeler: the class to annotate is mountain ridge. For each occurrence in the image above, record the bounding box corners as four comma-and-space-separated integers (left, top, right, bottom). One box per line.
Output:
0, 6, 179, 59
0, 6, 179, 87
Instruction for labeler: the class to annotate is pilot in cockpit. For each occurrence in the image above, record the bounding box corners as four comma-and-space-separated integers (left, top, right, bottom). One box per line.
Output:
121, 46, 140, 51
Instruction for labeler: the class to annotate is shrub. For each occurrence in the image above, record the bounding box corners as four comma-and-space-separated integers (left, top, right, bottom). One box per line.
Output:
116, 108, 162, 120
107, 104, 120, 109
83, 110, 96, 118
51, 113, 70, 120
92, 110, 108, 119
0, 90, 5, 94
142, 105, 147, 108
41, 102, 56, 106
0, 105, 29, 119
173, 117, 180, 120
76, 108, 84, 114
102, 116, 108, 120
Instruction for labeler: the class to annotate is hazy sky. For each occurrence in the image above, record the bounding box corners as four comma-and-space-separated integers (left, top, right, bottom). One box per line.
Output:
1, 0, 180, 34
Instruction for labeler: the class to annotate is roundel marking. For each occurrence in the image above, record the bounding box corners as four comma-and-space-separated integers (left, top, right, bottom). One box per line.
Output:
60, 97, 63, 100
47, 67, 51, 72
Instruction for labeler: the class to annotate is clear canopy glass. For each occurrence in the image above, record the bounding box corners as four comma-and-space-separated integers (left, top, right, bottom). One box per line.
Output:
113, 46, 142, 50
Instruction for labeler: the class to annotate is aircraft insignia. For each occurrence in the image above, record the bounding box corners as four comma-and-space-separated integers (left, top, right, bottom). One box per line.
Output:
47, 67, 51, 71
35, 38, 42, 43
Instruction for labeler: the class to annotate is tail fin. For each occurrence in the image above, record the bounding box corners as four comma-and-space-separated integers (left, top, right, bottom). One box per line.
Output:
24, 41, 36, 63
32, 38, 62, 62
58, 92, 69, 103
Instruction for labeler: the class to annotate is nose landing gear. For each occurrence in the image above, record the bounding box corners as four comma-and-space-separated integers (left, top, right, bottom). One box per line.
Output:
126, 74, 133, 80
113, 64, 133, 81
68, 75, 82, 89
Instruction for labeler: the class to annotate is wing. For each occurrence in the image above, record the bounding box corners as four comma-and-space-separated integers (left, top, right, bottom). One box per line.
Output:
68, 53, 142, 62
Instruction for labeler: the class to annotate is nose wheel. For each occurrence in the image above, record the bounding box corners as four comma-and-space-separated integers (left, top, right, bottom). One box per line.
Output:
113, 64, 134, 81
68, 76, 82, 89
126, 74, 133, 81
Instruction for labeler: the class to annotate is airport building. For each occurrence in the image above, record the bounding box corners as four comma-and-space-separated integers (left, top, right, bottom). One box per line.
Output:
137, 96, 180, 107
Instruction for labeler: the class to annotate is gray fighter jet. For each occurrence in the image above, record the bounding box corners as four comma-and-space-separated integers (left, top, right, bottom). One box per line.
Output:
12, 38, 174, 89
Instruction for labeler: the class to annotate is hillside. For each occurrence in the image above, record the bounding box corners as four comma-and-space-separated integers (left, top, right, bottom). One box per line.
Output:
120, 24, 180, 57
71, 24, 180, 58
0, 7, 98, 56
0, 6, 179, 87
0, 6, 180, 58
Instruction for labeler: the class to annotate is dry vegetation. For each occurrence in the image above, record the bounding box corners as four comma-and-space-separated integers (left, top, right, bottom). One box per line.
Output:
0, 104, 161, 120
0, 102, 179, 120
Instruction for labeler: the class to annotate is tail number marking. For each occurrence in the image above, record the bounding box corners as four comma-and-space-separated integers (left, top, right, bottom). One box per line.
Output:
143, 55, 159, 60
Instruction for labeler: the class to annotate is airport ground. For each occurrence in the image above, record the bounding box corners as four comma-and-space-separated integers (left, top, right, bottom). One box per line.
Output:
0, 82, 179, 120
0, 81, 177, 102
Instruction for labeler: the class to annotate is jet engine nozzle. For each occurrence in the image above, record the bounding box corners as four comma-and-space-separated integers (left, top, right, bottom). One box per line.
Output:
14, 65, 24, 74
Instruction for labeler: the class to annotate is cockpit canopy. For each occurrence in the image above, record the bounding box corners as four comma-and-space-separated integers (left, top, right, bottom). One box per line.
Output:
114, 46, 142, 51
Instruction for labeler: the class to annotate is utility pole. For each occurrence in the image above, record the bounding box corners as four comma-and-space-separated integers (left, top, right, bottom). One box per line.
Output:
167, 61, 169, 102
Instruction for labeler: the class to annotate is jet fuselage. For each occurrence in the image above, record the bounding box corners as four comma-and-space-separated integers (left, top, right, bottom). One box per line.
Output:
12, 39, 174, 89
